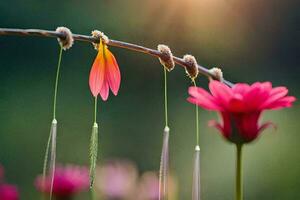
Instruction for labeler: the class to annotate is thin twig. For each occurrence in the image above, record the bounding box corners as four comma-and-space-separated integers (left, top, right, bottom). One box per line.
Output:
0, 28, 234, 86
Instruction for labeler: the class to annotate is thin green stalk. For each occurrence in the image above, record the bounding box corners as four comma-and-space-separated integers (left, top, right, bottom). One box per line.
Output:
41, 46, 63, 200
53, 46, 63, 120
236, 144, 243, 200
192, 80, 199, 146
94, 96, 98, 123
163, 67, 168, 127
91, 186, 97, 200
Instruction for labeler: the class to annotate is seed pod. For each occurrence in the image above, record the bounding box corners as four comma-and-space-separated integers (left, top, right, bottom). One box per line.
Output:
183, 55, 199, 80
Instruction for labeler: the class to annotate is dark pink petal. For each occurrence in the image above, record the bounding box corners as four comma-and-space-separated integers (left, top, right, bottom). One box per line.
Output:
244, 82, 270, 111
208, 120, 226, 136
188, 86, 222, 110
259, 82, 272, 91
210, 112, 232, 139
189, 86, 213, 100
209, 81, 233, 107
264, 96, 296, 110
233, 112, 261, 141
220, 112, 232, 139
258, 122, 277, 133
232, 83, 251, 96
270, 86, 287, 96
228, 94, 246, 112
187, 97, 220, 111
260, 87, 288, 109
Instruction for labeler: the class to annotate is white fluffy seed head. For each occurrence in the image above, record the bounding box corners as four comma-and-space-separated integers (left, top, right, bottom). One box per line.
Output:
183, 54, 199, 79
158, 44, 175, 71
56, 27, 74, 50
91, 30, 109, 50
209, 67, 223, 81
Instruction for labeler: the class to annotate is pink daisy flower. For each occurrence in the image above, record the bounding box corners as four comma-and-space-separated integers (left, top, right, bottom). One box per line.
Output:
188, 80, 296, 143
35, 165, 89, 198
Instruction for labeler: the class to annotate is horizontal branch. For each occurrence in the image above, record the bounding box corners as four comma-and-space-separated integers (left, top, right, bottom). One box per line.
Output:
0, 28, 234, 87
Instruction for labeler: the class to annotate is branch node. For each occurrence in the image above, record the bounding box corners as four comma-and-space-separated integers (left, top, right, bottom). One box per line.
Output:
183, 54, 199, 80
157, 44, 175, 71
55, 27, 74, 50
209, 67, 223, 82
91, 30, 109, 50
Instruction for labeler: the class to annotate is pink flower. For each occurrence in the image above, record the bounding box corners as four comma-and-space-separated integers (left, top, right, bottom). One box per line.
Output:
188, 81, 296, 143
35, 165, 89, 198
96, 160, 138, 199
137, 172, 178, 200
89, 39, 121, 101
0, 184, 19, 200
0, 165, 4, 182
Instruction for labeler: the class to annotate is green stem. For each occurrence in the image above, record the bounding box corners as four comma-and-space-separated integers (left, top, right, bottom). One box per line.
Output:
94, 96, 98, 123
236, 144, 243, 200
163, 67, 168, 127
192, 80, 199, 146
91, 187, 97, 200
53, 46, 63, 120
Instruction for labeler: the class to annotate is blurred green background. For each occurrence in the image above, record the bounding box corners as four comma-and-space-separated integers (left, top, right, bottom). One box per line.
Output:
0, 0, 299, 199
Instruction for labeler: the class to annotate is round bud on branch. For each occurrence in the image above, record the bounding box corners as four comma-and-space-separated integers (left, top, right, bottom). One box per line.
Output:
157, 44, 175, 71
209, 67, 223, 82
56, 27, 74, 50
183, 55, 199, 80
91, 30, 109, 50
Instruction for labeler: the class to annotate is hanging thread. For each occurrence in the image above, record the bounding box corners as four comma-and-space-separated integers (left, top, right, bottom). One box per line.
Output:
42, 27, 73, 200
157, 44, 175, 200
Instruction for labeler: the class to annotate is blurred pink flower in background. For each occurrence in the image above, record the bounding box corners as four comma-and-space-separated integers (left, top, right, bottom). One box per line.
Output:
96, 160, 138, 200
138, 172, 159, 200
137, 171, 178, 200
0, 165, 4, 182
95, 159, 178, 200
0, 184, 19, 200
0, 164, 19, 200
35, 164, 89, 199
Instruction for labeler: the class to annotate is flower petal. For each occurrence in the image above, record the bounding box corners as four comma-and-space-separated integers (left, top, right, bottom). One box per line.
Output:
188, 86, 222, 110
264, 96, 296, 110
89, 44, 105, 97
260, 86, 288, 109
209, 80, 233, 107
105, 48, 121, 96
228, 94, 246, 112
232, 83, 251, 96
258, 122, 277, 133
244, 82, 270, 111
208, 120, 225, 135
100, 80, 110, 101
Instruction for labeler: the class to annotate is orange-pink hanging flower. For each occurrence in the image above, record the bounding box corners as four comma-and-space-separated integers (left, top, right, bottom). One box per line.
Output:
89, 40, 121, 101
188, 81, 296, 144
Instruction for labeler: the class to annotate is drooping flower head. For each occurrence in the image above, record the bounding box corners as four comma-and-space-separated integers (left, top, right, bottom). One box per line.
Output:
35, 165, 89, 198
89, 39, 121, 101
188, 81, 296, 144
